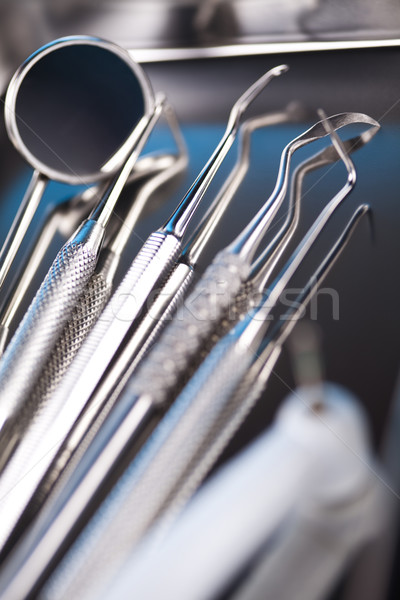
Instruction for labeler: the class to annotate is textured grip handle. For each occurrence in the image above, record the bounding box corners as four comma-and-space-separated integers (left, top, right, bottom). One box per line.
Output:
8, 263, 196, 533
158, 344, 280, 526
132, 262, 196, 368
128, 249, 250, 407
32, 272, 112, 408
1, 232, 182, 520
0, 272, 113, 551
39, 335, 254, 600
0, 220, 103, 465
50, 231, 182, 411
100, 261, 196, 409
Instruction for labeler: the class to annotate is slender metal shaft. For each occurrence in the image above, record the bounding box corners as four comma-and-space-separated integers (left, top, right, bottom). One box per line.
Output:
90, 98, 165, 228
0, 171, 48, 292
163, 65, 288, 238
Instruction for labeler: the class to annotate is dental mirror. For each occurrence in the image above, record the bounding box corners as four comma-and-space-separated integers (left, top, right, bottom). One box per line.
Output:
1, 35, 155, 290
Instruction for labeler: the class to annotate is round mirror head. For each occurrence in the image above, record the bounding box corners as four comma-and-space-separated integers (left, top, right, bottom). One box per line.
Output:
4, 36, 154, 184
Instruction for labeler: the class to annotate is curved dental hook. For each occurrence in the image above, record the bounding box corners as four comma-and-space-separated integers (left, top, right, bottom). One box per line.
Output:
163, 64, 288, 238
238, 116, 370, 353
185, 102, 305, 265
229, 112, 379, 264
249, 122, 378, 293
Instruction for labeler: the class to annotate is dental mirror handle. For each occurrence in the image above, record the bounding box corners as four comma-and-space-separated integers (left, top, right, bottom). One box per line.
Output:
0, 171, 48, 292
0, 105, 163, 458
0, 217, 105, 469
0, 187, 99, 357
29, 141, 187, 423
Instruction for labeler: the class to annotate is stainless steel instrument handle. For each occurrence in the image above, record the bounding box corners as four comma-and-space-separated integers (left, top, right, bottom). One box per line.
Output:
0, 219, 104, 468
127, 248, 250, 407
31, 271, 112, 409
84, 261, 196, 418
28, 334, 252, 600
0, 233, 181, 556
0, 263, 196, 547
52, 231, 182, 406
1, 232, 182, 510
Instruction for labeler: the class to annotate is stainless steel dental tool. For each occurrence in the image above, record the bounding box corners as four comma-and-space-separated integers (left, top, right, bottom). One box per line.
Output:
91, 113, 377, 414
0, 107, 304, 554
0, 89, 167, 469
27, 104, 187, 417
0, 65, 287, 472
0, 35, 157, 294
0, 112, 377, 563
0, 111, 369, 561
0, 151, 183, 356
62, 112, 376, 429
0, 201, 370, 600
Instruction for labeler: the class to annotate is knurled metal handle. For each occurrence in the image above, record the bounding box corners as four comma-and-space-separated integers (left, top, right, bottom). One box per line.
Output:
10, 263, 197, 529
0, 232, 182, 529
32, 272, 112, 408
0, 268, 111, 553
36, 334, 254, 600
50, 231, 182, 409
0, 220, 104, 469
128, 249, 250, 406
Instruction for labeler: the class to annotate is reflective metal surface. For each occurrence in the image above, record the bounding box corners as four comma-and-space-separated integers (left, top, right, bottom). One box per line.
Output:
0, 32, 399, 600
